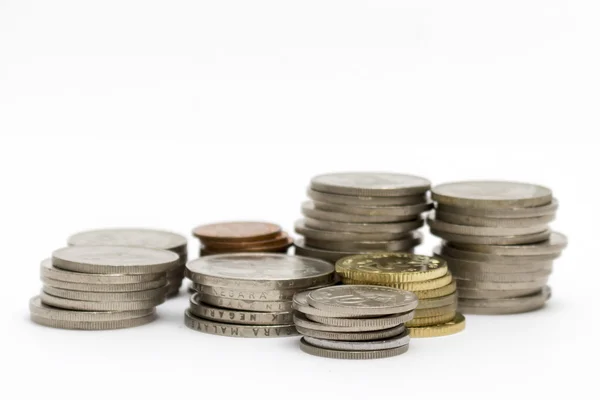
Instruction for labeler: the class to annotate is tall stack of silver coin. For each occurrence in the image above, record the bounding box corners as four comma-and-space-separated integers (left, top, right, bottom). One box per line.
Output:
184, 253, 335, 337
427, 181, 567, 314
294, 172, 432, 263
30, 246, 178, 329
67, 228, 188, 297
293, 285, 417, 359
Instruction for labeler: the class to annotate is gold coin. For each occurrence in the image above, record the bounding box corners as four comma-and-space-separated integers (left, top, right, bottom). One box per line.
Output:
342, 272, 453, 291
414, 303, 457, 318
413, 282, 457, 300
407, 313, 466, 337
336, 253, 448, 283
405, 311, 456, 327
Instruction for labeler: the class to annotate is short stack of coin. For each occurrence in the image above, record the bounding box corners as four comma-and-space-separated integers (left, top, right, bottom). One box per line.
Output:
335, 253, 466, 338
293, 285, 417, 359
67, 228, 188, 297
294, 172, 432, 263
193, 221, 293, 256
428, 181, 567, 314
184, 253, 335, 338
30, 246, 178, 330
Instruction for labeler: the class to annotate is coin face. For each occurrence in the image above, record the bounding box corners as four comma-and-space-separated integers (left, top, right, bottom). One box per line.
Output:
432, 181, 552, 209
310, 172, 431, 197
192, 222, 281, 242
68, 228, 187, 252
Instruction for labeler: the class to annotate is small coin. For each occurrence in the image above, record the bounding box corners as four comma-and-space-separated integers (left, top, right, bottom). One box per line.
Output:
335, 253, 448, 283
313, 201, 432, 217
431, 181, 553, 209
405, 311, 456, 327
184, 310, 298, 338
42, 285, 168, 302
307, 285, 418, 316
29, 296, 155, 322
294, 312, 397, 333
295, 219, 420, 242
416, 292, 458, 309
414, 303, 457, 318
299, 338, 409, 359
189, 294, 293, 325
200, 232, 291, 250
342, 272, 453, 291
304, 234, 422, 252
427, 214, 548, 237
303, 217, 423, 234
437, 198, 559, 218
52, 246, 179, 274
192, 222, 281, 242
435, 211, 556, 228
40, 292, 164, 311
296, 323, 405, 341
202, 237, 293, 254
310, 172, 430, 197
200, 293, 294, 312
450, 231, 568, 256
458, 286, 551, 315
407, 313, 466, 338
293, 290, 356, 318
458, 287, 541, 299
302, 201, 416, 223
41, 276, 167, 292
67, 228, 187, 255
305, 310, 414, 329
412, 281, 457, 300
31, 312, 157, 330
436, 244, 561, 264
40, 259, 165, 284
303, 331, 410, 351
307, 188, 426, 206
455, 278, 548, 290
185, 253, 334, 290
430, 228, 552, 245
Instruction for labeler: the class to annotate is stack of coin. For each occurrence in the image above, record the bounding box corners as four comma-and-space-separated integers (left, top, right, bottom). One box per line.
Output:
294, 172, 431, 263
184, 253, 335, 338
293, 285, 417, 359
67, 228, 188, 297
335, 253, 466, 338
428, 181, 567, 314
193, 222, 293, 256
30, 246, 178, 329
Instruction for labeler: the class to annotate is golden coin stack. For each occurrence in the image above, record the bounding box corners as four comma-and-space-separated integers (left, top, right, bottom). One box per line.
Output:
335, 253, 465, 338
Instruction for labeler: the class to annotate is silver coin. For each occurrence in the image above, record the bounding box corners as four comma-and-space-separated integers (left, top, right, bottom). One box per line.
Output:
313, 201, 432, 217
302, 201, 417, 223
304, 331, 410, 351
294, 237, 420, 263
303, 233, 421, 252
29, 296, 155, 322
458, 287, 542, 299
435, 210, 556, 228
459, 287, 551, 314
449, 231, 568, 256
303, 217, 423, 235
456, 278, 548, 290
196, 284, 298, 301
306, 310, 414, 328
436, 244, 561, 263
450, 267, 551, 282
43, 285, 168, 302
68, 228, 187, 255
199, 293, 294, 312
40, 292, 165, 311
52, 246, 179, 274
435, 249, 555, 273
416, 292, 458, 309
297, 323, 405, 341
184, 310, 298, 338
436, 198, 559, 218
307, 285, 418, 316
299, 338, 409, 359
189, 294, 293, 325
185, 253, 334, 289
307, 188, 426, 206
427, 214, 548, 237
295, 219, 420, 242
294, 312, 396, 332
40, 258, 165, 284
41, 276, 167, 292
31, 312, 157, 330
310, 172, 430, 197
293, 290, 357, 318
430, 228, 552, 245
431, 181, 553, 209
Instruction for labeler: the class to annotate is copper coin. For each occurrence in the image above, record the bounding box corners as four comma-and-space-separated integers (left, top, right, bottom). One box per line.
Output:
192, 222, 281, 242
201, 232, 291, 250
202, 237, 293, 254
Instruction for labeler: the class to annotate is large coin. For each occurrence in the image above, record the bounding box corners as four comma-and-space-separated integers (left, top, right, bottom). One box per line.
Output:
336, 253, 448, 283
52, 246, 179, 274
42, 285, 168, 301
31, 312, 157, 330
40, 292, 164, 311
192, 222, 281, 242
196, 284, 298, 301
313, 201, 432, 217
436, 199, 559, 218
416, 292, 458, 309
458, 287, 551, 314
458, 287, 541, 299
303, 233, 421, 252
184, 310, 297, 338
430, 228, 552, 245
299, 338, 409, 359
302, 201, 416, 223
294, 237, 420, 263
39, 258, 165, 284
307, 285, 418, 316
427, 214, 548, 237
296, 324, 405, 341
343, 272, 453, 291
188, 294, 293, 325
456, 278, 548, 290
307, 188, 426, 206
295, 219, 420, 242
303, 331, 410, 351
436, 244, 561, 263
431, 181, 553, 209
310, 172, 430, 197
435, 211, 555, 228
29, 296, 154, 322
303, 217, 423, 234
305, 310, 414, 329
450, 231, 568, 256
67, 228, 187, 255
450, 269, 551, 283
199, 293, 294, 312
407, 313, 466, 338
185, 253, 334, 289
294, 312, 396, 333
435, 249, 555, 273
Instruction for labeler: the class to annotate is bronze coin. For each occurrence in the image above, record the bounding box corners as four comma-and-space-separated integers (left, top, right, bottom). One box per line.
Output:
192, 221, 281, 242
202, 236, 293, 254
201, 232, 291, 250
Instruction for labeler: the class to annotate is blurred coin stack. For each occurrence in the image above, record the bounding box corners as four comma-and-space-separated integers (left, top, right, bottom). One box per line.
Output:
294, 172, 432, 263
428, 181, 567, 314
68, 228, 188, 297
193, 222, 293, 256
336, 253, 465, 338
293, 285, 417, 359
184, 253, 335, 337
30, 246, 178, 330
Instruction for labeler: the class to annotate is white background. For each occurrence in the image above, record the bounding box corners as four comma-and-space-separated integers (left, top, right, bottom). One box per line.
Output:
1, 1, 598, 399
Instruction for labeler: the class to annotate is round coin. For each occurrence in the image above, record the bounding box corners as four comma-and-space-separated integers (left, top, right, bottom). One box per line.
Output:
434, 211, 555, 228
436, 198, 559, 218
41, 276, 167, 292
304, 233, 422, 252
457, 287, 541, 299
458, 286, 551, 315
307, 188, 426, 206
303, 217, 423, 234
436, 244, 561, 264
405, 311, 456, 327
199, 293, 294, 312
412, 281, 457, 300
295, 219, 419, 242
189, 294, 293, 325
200, 232, 291, 250
192, 222, 281, 242
416, 292, 458, 309
455, 278, 548, 290
427, 214, 548, 237
294, 312, 397, 333
306, 310, 414, 329
299, 338, 409, 359
342, 272, 453, 291
196, 284, 298, 301
67, 228, 187, 254
302, 201, 416, 223
450, 231, 567, 256
414, 303, 457, 318
40, 292, 164, 311
31, 312, 157, 330
42, 285, 168, 302
310, 172, 430, 197
202, 237, 293, 254
294, 237, 421, 263
29, 296, 155, 322
450, 269, 552, 283
296, 323, 405, 341
430, 228, 552, 245
184, 310, 297, 338
40, 259, 165, 284
407, 313, 466, 338
303, 331, 410, 351
313, 201, 432, 217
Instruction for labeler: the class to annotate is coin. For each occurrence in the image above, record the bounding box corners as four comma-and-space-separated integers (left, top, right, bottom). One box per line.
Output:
435, 211, 555, 228
201, 237, 293, 253
457, 287, 541, 299
302, 201, 416, 223
405, 312, 456, 327
41, 276, 167, 292
295, 219, 420, 241
455, 278, 548, 290
196, 284, 299, 301
188, 294, 293, 325
436, 244, 561, 263
438, 253, 554, 274
412, 281, 457, 300
200, 293, 294, 312
407, 313, 465, 338
307, 188, 426, 206
294, 312, 397, 333
52, 246, 179, 274
200, 232, 291, 250
294, 237, 420, 263
458, 286, 551, 315
296, 324, 405, 341
342, 272, 453, 291
192, 222, 281, 242
429, 228, 552, 245
67, 228, 187, 255
40, 292, 165, 311
436, 198, 559, 218
416, 292, 457, 309
450, 231, 567, 256
293, 290, 357, 318
299, 338, 409, 359
431, 181, 553, 209
42, 285, 168, 301
306, 310, 414, 328
450, 269, 551, 282
303, 217, 423, 234
313, 201, 432, 217
184, 310, 297, 338
414, 303, 457, 318
303, 331, 410, 351
307, 285, 418, 316
31, 312, 157, 330
427, 214, 548, 237
185, 253, 334, 289
336, 253, 448, 283
29, 296, 154, 322
310, 172, 430, 197
303, 233, 422, 252
39, 259, 165, 284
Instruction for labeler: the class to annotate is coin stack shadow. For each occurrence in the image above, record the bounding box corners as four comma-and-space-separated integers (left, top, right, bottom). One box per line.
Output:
335, 253, 466, 338
184, 253, 336, 338
30, 246, 178, 330
294, 172, 432, 263
428, 181, 567, 314
67, 228, 188, 297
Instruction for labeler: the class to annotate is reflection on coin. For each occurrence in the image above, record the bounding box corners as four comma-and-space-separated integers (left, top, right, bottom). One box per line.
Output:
306, 310, 414, 329
408, 313, 466, 338
304, 217, 423, 234
295, 219, 419, 241
189, 294, 293, 325
68, 228, 187, 254
184, 310, 297, 338
31, 312, 157, 330
430, 228, 552, 245
200, 293, 294, 312
435, 211, 555, 228
299, 338, 409, 359
192, 222, 281, 242
313, 201, 432, 217
296, 324, 405, 341
304, 331, 410, 351
307, 188, 426, 206
29, 296, 154, 322
427, 214, 548, 237
310, 172, 430, 197
302, 201, 416, 223
436, 199, 559, 218
450, 232, 567, 256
